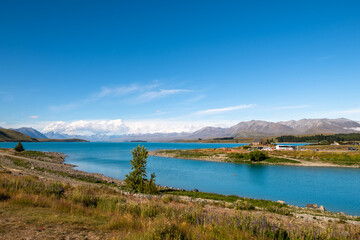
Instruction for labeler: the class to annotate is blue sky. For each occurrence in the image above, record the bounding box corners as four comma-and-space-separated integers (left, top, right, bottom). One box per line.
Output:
1, 1, 360, 135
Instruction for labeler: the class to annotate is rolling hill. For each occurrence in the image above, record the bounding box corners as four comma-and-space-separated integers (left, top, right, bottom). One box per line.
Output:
0, 129, 38, 142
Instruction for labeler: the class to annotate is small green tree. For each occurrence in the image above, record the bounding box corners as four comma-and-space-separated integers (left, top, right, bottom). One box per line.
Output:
125, 145, 158, 194
248, 150, 268, 162
14, 142, 24, 152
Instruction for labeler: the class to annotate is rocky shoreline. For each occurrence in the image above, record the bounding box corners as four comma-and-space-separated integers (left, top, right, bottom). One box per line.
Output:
0, 148, 123, 186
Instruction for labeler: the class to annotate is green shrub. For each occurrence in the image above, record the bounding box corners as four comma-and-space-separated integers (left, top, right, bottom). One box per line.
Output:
151, 223, 186, 240
235, 200, 255, 210
45, 183, 65, 198
70, 187, 100, 207
14, 142, 24, 152
162, 195, 174, 204
248, 150, 268, 162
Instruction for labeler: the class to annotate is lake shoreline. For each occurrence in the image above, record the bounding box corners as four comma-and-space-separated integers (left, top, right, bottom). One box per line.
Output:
1, 146, 359, 217
1, 147, 360, 240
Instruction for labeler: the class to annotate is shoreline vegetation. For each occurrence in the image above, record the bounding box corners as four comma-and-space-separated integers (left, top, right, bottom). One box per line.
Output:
0, 148, 360, 239
149, 145, 360, 168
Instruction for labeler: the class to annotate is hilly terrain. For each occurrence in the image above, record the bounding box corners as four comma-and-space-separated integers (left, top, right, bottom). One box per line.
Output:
0, 128, 88, 142
11, 127, 48, 139
0, 129, 38, 142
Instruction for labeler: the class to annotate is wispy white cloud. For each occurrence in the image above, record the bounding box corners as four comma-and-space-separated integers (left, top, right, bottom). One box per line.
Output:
137, 89, 191, 102
49, 82, 191, 112
183, 94, 206, 104
196, 104, 254, 115
271, 105, 309, 110
29, 115, 39, 119
87, 85, 139, 102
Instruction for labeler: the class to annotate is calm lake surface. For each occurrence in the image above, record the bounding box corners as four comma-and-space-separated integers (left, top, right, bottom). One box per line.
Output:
1, 142, 359, 216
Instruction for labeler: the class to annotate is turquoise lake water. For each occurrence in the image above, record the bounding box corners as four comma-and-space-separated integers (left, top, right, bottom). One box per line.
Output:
1, 142, 359, 216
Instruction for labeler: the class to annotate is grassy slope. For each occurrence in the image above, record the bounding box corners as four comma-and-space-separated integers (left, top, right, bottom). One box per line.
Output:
1, 172, 359, 240
0, 129, 38, 142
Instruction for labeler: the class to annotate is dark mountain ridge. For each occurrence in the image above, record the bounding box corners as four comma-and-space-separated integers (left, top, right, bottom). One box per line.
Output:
11, 127, 48, 139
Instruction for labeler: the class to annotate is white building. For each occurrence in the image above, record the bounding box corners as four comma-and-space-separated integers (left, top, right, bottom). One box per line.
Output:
276, 145, 296, 151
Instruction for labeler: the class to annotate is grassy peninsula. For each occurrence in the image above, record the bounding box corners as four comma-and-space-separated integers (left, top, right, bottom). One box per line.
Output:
150, 144, 360, 168
1, 148, 360, 239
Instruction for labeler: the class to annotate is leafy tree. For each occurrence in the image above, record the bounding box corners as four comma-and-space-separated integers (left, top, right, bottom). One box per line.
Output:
125, 145, 158, 194
14, 142, 24, 152
248, 150, 268, 162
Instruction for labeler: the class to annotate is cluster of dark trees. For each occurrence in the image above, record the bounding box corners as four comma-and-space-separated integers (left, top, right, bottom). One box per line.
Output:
228, 150, 268, 162
276, 133, 360, 143
213, 137, 234, 140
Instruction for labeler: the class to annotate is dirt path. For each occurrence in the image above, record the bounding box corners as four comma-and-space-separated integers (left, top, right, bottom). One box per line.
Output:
0, 151, 123, 186
267, 154, 340, 167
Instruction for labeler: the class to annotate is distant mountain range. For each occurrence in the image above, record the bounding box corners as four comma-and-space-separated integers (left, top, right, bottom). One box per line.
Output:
0, 127, 88, 142
3, 118, 360, 142
39, 118, 360, 142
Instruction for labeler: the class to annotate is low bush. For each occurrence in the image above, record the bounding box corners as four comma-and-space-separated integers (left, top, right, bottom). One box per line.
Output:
70, 186, 100, 207
248, 150, 268, 162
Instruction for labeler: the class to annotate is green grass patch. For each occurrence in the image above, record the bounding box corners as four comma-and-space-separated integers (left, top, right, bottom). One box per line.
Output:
166, 190, 240, 202
18, 150, 51, 158
160, 149, 212, 158
8, 156, 31, 168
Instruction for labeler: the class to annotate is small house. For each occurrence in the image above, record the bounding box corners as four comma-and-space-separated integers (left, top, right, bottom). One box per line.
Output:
252, 139, 265, 146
